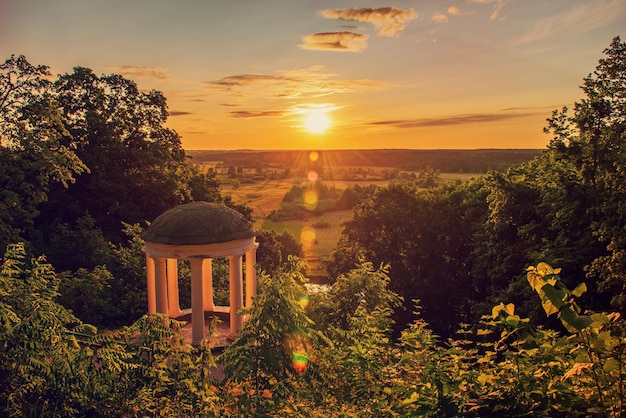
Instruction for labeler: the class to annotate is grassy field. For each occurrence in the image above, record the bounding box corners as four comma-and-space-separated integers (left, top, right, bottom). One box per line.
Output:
258, 210, 352, 280
223, 177, 296, 218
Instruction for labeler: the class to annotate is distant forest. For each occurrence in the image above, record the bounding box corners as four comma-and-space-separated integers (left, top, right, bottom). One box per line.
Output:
187, 148, 542, 173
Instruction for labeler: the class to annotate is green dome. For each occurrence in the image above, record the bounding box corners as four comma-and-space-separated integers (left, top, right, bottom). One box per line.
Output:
143, 202, 255, 245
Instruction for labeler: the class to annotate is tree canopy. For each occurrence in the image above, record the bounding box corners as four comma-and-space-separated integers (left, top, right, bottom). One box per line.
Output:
328, 36, 626, 337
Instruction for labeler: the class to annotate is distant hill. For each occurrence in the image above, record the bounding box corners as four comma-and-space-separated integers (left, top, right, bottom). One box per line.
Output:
186, 149, 543, 174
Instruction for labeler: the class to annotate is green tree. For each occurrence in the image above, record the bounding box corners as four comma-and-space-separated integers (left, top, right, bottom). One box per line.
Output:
43, 67, 188, 241
0, 243, 95, 416
220, 257, 317, 414
255, 230, 302, 276
544, 36, 626, 314
0, 55, 86, 250
328, 182, 485, 338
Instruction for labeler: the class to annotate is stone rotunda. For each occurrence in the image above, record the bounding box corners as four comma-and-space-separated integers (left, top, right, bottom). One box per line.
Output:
142, 202, 258, 345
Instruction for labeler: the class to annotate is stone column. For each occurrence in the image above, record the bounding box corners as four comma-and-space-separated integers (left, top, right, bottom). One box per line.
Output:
203, 258, 214, 311
190, 257, 206, 345
166, 258, 181, 316
245, 247, 257, 308
145, 253, 156, 314
229, 254, 244, 337
155, 257, 168, 314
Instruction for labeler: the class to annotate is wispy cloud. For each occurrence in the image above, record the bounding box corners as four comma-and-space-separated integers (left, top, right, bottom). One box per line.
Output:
432, 13, 449, 23
299, 31, 369, 52
515, 0, 626, 44
207, 74, 290, 88
206, 66, 387, 100
319, 7, 418, 37
109, 66, 169, 80
230, 110, 284, 118
169, 110, 192, 116
466, 0, 508, 21
370, 109, 541, 129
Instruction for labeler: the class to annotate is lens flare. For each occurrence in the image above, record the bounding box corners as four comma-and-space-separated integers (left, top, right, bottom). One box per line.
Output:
307, 170, 318, 182
300, 226, 316, 250
303, 189, 318, 209
292, 351, 309, 373
309, 151, 319, 162
298, 295, 310, 308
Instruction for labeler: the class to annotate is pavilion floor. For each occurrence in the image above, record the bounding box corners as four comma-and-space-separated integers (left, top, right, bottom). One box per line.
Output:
174, 310, 234, 351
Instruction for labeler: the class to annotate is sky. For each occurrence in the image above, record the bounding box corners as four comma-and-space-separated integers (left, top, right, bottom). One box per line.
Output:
1, 0, 624, 150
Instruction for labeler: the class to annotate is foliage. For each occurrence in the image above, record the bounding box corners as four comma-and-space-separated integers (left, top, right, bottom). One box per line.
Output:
220, 257, 319, 415
545, 36, 626, 314
2, 241, 626, 416
309, 261, 401, 333
270, 181, 343, 220
328, 181, 487, 338
0, 243, 95, 417
527, 262, 626, 415
0, 55, 87, 250
255, 229, 303, 276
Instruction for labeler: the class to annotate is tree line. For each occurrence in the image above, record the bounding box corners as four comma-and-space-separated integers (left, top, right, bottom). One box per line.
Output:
187, 148, 542, 174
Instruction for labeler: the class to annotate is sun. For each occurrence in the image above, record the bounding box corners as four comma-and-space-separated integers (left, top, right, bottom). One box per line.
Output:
303, 112, 331, 134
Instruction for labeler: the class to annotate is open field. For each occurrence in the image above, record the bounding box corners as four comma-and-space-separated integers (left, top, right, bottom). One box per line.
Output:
259, 210, 352, 280
223, 178, 296, 218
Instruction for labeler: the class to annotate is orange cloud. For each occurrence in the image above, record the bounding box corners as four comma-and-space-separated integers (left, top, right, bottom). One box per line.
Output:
370, 109, 543, 128
206, 67, 389, 107
230, 110, 284, 118
109, 66, 169, 80
299, 31, 369, 52
207, 74, 291, 89
432, 13, 448, 23
319, 7, 418, 37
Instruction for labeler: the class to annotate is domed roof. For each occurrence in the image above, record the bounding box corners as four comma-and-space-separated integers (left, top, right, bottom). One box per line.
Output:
143, 202, 255, 245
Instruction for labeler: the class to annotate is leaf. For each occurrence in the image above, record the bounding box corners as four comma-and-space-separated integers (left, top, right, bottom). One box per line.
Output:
603, 357, 619, 373
571, 282, 587, 298
527, 271, 544, 292
562, 363, 594, 381
478, 373, 496, 385
559, 307, 593, 332
504, 303, 515, 316
492, 303, 505, 319
541, 298, 559, 317
505, 315, 520, 327
537, 262, 554, 276
542, 284, 566, 309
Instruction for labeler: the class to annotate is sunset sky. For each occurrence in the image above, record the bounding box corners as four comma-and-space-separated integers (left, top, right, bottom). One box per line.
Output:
1, 1, 624, 150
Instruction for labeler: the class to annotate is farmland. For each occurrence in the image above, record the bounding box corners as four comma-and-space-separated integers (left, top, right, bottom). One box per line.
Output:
187, 149, 541, 279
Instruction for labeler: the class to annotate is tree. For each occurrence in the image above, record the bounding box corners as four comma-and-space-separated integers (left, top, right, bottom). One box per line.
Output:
220, 257, 317, 414
44, 67, 188, 239
544, 36, 626, 313
0, 55, 86, 250
30, 66, 224, 272
328, 182, 484, 338
0, 243, 95, 416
